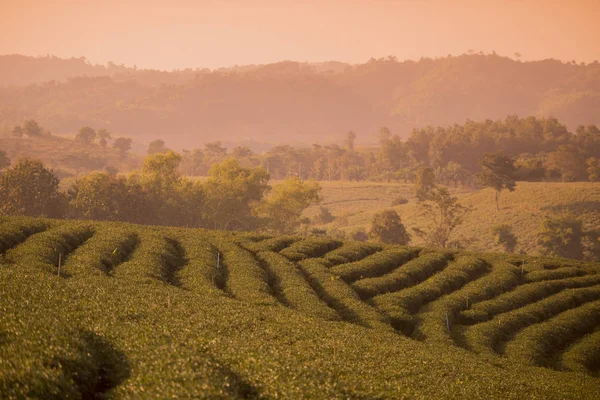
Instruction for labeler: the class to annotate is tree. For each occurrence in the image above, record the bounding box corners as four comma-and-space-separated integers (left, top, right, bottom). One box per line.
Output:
138, 151, 182, 197
260, 176, 322, 234
415, 167, 435, 201
232, 146, 254, 158
345, 131, 357, 151
68, 171, 127, 220
113, 137, 132, 156
147, 139, 168, 155
369, 209, 411, 245
97, 129, 111, 148
11, 126, 23, 138
413, 187, 471, 249
76, 126, 96, 144
0, 158, 64, 217
545, 145, 588, 182
203, 159, 270, 230
586, 157, 600, 182
23, 120, 42, 137
0, 150, 10, 170
492, 224, 517, 253
537, 215, 585, 260
476, 152, 518, 211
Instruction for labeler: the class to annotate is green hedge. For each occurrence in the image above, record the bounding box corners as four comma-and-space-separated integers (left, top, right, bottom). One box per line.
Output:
330, 247, 419, 283
351, 252, 452, 299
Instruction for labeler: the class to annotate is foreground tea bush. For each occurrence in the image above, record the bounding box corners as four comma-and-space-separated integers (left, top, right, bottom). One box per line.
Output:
1, 216, 599, 399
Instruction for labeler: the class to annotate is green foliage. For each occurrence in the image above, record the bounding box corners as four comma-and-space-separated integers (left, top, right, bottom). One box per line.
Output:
414, 167, 435, 201
0, 150, 10, 169
23, 119, 42, 137
203, 159, 270, 230
1, 216, 600, 398
412, 187, 471, 249
259, 177, 321, 234
147, 139, 168, 155
492, 224, 517, 253
476, 152, 518, 211
0, 158, 65, 218
369, 209, 411, 245
537, 215, 585, 260
112, 137, 132, 155
587, 157, 600, 182
75, 126, 96, 144
96, 128, 111, 148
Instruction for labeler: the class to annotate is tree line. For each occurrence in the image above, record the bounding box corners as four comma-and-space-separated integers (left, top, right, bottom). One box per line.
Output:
168, 116, 599, 185
0, 153, 321, 235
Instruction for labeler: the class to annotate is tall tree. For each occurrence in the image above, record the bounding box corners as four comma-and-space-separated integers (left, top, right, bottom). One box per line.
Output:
76, 126, 96, 144
415, 167, 435, 201
203, 159, 270, 230
476, 152, 518, 211
259, 176, 322, 234
413, 187, 471, 249
0, 158, 64, 217
23, 120, 42, 137
97, 129, 112, 148
147, 139, 168, 155
345, 131, 357, 152
113, 137, 132, 156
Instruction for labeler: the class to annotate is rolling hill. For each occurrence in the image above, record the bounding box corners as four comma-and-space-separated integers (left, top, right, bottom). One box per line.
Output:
307, 181, 600, 256
1, 216, 599, 398
1, 54, 599, 149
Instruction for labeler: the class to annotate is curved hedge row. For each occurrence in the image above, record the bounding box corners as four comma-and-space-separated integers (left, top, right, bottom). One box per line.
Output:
297, 258, 392, 330
370, 256, 489, 335
322, 242, 382, 266
62, 225, 139, 277
351, 252, 452, 299
561, 328, 600, 374
460, 274, 600, 324
0, 219, 47, 254
256, 251, 339, 320
280, 237, 342, 261
416, 260, 520, 344
329, 247, 419, 283
4, 222, 94, 276
464, 285, 600, 355
504, 300, 600, 369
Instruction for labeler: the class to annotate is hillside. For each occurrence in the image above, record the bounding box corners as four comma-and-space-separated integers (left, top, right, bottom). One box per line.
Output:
1, 216, 599, 398
308, 181, 600, 255
0, 135, 142, 177
1, 54, 599, 148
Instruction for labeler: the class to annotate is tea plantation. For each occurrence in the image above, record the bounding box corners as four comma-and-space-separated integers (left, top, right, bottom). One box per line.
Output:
1, 217, 599, 399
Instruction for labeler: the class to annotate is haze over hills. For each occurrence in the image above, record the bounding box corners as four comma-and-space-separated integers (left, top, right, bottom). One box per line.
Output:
1, 53, 599, 149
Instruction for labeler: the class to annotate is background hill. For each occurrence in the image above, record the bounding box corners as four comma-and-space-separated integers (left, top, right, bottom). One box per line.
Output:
1, 54, 599, 149
307, 181, 600, 256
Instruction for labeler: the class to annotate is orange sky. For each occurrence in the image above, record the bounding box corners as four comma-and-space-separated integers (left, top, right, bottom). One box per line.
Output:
0, 0, 599, 70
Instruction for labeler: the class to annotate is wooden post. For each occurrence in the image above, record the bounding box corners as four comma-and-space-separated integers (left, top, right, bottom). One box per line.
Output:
445, 312, 450, 332
57, 253, 62, 277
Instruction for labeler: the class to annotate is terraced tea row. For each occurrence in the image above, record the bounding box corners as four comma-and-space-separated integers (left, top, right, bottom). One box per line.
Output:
2, 217, 599, 391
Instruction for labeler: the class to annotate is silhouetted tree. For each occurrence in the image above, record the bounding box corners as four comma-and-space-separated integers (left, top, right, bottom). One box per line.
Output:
370, 209, 411, 245
477, 152, 518, 211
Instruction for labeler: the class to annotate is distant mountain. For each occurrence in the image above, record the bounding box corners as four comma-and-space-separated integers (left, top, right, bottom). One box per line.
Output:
0, 54, 599, 149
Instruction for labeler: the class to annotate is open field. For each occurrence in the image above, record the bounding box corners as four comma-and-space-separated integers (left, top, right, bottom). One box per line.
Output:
1, 216, 599, 398
307, 181, 600, 255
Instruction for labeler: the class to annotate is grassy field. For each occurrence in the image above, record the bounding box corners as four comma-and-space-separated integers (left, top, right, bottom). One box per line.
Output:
1, 216, 599, 398
307, 181, 600, 255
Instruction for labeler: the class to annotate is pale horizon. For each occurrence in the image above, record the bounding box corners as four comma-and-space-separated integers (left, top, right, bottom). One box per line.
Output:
1, 0, 599, 70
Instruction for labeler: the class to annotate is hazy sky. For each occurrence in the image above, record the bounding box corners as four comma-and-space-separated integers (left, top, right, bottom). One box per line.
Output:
1, 0, 599, 70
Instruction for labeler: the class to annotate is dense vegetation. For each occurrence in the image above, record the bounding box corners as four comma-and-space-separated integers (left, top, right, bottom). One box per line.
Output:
1, 216, 599, 398
1, 54, 599, 148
